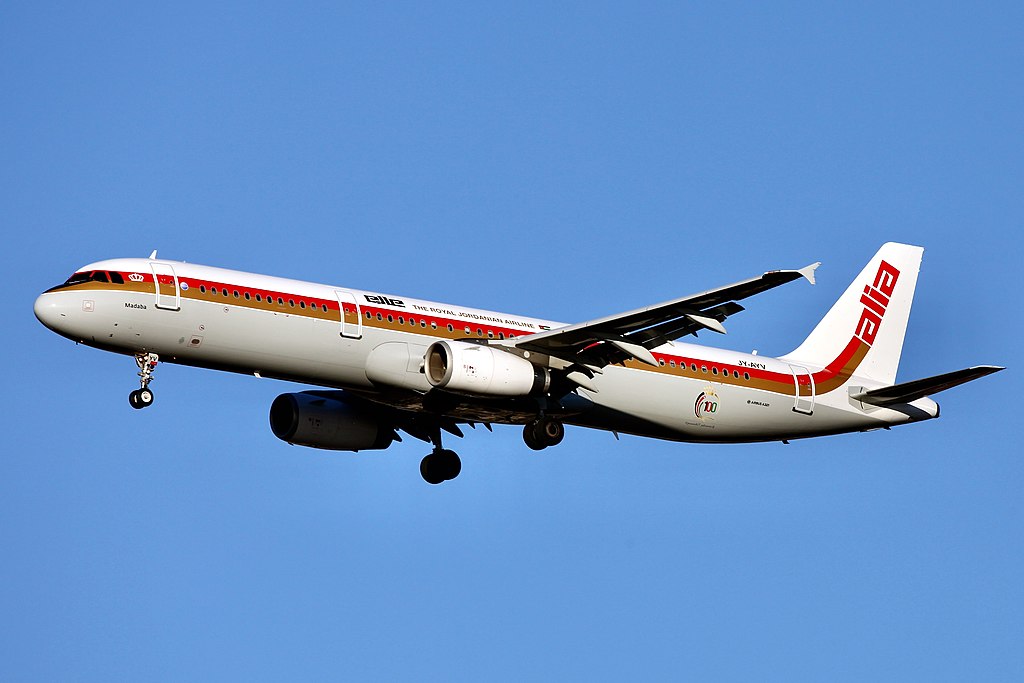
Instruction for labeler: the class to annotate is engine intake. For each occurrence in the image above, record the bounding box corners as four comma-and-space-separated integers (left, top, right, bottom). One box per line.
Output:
425, 340, 550, 397
269, 392, 394, 451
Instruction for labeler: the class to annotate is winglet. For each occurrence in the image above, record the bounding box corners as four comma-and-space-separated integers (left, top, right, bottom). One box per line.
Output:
797, 262, 820, 285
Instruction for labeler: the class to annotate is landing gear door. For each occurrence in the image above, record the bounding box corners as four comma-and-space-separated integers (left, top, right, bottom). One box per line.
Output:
335, 290, 362, 339
150, 262, 180, 311
789, 364, 815, 415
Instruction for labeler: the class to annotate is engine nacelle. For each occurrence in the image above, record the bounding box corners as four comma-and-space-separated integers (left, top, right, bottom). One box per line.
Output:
269, 392, 394, 451
425, 340, 550, 397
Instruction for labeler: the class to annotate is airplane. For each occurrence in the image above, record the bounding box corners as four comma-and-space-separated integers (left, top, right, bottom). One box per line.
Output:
33, 242, 1002, 484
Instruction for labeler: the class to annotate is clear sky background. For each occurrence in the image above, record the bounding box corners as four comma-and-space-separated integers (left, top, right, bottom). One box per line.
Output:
2, 2, 1021, 680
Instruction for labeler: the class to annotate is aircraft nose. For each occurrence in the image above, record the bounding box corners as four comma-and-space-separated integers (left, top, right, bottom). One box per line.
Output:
34, 291, 69, 333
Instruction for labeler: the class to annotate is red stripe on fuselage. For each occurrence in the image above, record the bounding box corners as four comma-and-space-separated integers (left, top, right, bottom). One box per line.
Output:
99, 268, 872, 398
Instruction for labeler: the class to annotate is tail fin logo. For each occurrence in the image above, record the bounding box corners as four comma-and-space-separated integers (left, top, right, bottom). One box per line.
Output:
855, 260, 900, 347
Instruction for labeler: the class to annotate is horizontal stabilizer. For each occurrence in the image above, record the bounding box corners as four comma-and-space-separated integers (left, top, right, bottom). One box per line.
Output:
850, 365, 1004, 406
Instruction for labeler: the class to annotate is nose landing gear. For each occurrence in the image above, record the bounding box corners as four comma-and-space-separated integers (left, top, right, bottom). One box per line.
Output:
129, 352, 159, 409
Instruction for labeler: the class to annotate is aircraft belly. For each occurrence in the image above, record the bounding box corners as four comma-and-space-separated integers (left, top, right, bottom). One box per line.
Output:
579, 366, 888, 443
76, 292, 372, 389
182, 305, 375, 388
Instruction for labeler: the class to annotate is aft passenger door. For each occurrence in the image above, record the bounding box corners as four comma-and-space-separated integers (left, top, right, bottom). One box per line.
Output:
789, 364, 815, 415
335, 290, 362, 339
150, 262, 180, 311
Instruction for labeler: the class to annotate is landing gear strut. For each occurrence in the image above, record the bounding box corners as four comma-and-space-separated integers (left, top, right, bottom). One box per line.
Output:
419, 428, 462, 484
129, 352, 159, 410
523, 417, 565, 450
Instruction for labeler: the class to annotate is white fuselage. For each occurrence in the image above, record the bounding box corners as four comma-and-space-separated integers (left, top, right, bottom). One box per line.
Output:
34, 257, 938, 444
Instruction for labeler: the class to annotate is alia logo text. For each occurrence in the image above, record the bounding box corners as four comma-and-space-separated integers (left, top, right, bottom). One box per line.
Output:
364, 294, 405, 308
855, 260, 900, 347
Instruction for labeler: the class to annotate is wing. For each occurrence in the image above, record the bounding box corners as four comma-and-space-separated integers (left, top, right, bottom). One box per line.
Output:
511, 262, 820, 370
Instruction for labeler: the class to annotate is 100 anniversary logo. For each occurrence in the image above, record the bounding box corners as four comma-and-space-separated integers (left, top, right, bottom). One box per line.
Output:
694, 385, 719, 421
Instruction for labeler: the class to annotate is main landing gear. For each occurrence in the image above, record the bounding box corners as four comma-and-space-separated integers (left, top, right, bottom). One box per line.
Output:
523, 417, 564, 451
129, 352, 159, 410
420, 448, 462, 485
419, 427, 462, 485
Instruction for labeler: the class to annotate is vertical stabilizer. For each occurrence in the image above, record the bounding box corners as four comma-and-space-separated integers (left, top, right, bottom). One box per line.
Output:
781, 243, 923, 386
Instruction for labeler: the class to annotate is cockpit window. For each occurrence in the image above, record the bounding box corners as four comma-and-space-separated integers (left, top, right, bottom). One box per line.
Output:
63, 271, 92, 286
47, 269, 123, 292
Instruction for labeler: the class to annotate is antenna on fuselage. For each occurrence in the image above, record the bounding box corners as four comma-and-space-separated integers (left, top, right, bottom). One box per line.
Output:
148, 250, 158, 259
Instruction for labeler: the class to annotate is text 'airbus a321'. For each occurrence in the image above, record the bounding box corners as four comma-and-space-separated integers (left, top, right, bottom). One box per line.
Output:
34, 242, 1002, 483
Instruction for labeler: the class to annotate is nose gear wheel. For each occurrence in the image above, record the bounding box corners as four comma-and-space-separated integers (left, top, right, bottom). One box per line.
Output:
129, 353, 160, 409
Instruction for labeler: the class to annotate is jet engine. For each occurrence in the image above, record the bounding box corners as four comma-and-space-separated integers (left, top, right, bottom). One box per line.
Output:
269, 392, 394, 451
425, 340, 550, 397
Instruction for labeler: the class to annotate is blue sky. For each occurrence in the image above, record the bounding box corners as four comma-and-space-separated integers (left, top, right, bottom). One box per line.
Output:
3, 2, 1021, 680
